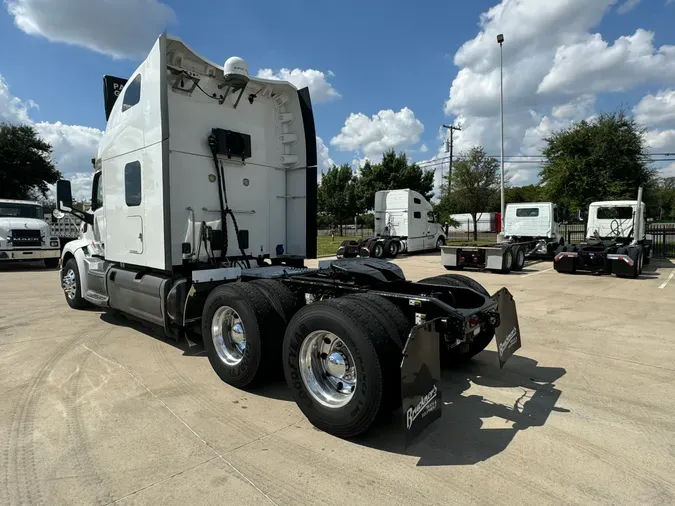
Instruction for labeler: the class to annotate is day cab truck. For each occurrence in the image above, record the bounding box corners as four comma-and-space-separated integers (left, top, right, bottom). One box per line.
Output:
54, 32, 523, 443
554, 188, 651, 278
336, 189, 446, 259
440, 202, 565, 274
0, 199, 61, 268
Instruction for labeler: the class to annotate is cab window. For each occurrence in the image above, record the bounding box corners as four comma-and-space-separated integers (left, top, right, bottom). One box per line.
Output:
91, 172, 104, 210
427, 211, 435, 223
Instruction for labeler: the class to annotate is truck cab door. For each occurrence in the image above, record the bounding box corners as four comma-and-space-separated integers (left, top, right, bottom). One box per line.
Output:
89, 171, 106, 257
424, 211, 438, 250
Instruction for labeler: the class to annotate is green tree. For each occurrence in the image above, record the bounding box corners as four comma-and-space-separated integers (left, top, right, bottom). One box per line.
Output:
438, 146, 500, 240
317, 164, 360, 235
505, 184, 543, 204
539, 110, 656, 214
0, 123, 61, 199
647, 177, 675, 221
355, 150, 434, 211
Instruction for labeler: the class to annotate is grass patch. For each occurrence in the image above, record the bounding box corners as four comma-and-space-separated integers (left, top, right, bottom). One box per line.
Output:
317, 235, 362, 257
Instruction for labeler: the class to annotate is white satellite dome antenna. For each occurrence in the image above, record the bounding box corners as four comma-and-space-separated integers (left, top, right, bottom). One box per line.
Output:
220, 56, 250, 108
223, 56, 249, 89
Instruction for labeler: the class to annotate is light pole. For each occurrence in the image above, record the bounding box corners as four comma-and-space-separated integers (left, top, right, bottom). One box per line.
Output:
497, 33, 505, 237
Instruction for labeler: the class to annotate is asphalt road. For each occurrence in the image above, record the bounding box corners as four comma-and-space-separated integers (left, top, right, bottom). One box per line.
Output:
1, 255, 674, 505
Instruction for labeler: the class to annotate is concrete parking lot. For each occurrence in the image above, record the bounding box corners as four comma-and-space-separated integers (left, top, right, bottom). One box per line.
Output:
1, 255, 675, 505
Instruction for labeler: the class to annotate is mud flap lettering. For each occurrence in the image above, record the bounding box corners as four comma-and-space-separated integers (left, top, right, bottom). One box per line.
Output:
401, 318, 443, 447
491, 287, 522, 368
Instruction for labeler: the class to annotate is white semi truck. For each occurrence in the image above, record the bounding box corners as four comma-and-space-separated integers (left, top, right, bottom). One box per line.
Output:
336, 189, 446, 259
0, 199, 61, 268
554, 189, 651, 278
55, 32, 523, 443
440, 202, 566, 273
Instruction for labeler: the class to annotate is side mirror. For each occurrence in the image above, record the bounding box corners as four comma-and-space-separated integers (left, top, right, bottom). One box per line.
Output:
56, 180, 73, 210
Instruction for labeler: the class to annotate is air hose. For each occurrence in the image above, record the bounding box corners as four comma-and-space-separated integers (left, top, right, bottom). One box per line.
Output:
207, 133, 250, 267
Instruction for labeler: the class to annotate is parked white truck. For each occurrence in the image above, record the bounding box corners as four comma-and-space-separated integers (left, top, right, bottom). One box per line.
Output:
54, 32, 523, 443
554, 189, 651, 278
336, 189, 445, 259
0, 199, 61, 268
440, 202, 565, 274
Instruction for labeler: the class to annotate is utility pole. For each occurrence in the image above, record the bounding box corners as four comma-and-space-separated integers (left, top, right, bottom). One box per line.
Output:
442, 124, 461, 195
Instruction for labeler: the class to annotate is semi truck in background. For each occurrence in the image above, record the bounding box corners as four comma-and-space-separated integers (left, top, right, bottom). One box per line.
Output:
0, 199, 61, 268
440, 202, 566, 273
554, 188, 651, 278
54, 32, 523, 442
336, 189, 446, 259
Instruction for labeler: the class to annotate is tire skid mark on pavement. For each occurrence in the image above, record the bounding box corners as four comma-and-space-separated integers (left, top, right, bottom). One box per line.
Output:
1, 336, 77, 506
64, 347, 115, 505
151, 339, 268, 443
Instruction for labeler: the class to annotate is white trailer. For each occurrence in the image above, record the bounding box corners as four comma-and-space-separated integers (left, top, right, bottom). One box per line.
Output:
0, 199, 61, 268
337, 189, 445, 258
54, 32, 522, 442
440, 202, 565, 274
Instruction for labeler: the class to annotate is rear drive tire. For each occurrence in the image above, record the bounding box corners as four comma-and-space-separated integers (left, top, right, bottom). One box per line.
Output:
512, 247, 526, 271
419, 273, 489, 296
385, 239, 399, 258
61, 258, 90, 309
282, 298, 397, 438
501, 249, 513, 274
249, 279, 301, 325
44, 257, 59, 269
418, 274, 494, 365
372, 242, 385, 259
202, 283, 284, 388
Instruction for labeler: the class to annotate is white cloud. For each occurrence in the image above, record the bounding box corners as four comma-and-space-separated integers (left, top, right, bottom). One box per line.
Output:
6, 0, 175, 59
538, 30, 675, 96
634, 89, 675, 128
441, 0, 675, 185
330, 107, 424, 162
0, 75, 37, 123
645, 129, 675, 152
617, 0, 641, 14
256, 68, 340, 103
316, 136, 334, 183
0, 74, 102, 200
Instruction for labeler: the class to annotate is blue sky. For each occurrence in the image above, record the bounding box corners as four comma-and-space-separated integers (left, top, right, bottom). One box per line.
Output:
1, 0, 675, 198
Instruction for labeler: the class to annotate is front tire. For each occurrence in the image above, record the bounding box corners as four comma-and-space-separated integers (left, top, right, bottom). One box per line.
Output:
436, 236, 446, 250
282, 298, 397, 438
61, 258, 89, 309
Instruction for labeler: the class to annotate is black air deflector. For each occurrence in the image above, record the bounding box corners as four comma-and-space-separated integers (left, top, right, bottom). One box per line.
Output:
297, 87, 318, 259
211, 128, 252, 160
103, 75, 128, 121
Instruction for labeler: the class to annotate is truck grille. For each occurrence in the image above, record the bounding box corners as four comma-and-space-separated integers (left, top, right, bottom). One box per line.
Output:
10, 229, 42, 247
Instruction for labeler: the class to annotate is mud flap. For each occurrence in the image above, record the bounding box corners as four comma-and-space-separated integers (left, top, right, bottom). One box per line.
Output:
401, 318, 443, 447
491, 287, 522, 368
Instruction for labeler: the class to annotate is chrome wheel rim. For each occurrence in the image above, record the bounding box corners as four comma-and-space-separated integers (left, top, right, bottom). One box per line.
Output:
374, 244, 383, 257
517, 249, 525, 267
62, 268, 77, 300
211, 306, 246, 366
299, 331, 357, 408
505, 251, 512, 267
